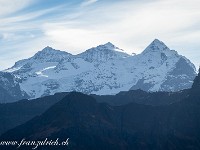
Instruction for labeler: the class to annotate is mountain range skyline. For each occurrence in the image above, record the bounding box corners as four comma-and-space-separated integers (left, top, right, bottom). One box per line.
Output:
0, 39, 196, 101
1, 39, 199, 70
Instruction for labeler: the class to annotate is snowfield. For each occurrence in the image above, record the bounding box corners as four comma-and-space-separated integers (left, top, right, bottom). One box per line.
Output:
4, 39, 197, 99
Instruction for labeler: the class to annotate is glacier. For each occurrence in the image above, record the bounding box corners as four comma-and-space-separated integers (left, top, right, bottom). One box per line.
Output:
3, 39, 197, 99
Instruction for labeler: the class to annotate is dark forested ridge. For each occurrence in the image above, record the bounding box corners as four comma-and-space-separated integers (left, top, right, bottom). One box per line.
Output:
0, 92, 68, 135
0, 88, 189, 136
1, 70, 200, 150
93, 89, 189, 106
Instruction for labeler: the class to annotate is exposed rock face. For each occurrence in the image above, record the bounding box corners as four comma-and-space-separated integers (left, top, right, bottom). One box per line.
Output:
0, 71, 28, 103
3, 39, 196, 99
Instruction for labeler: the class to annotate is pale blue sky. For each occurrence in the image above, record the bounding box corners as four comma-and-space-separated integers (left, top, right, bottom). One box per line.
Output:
0, 0, 200, 70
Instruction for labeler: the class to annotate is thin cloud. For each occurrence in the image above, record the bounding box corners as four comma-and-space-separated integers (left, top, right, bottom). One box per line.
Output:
43, 0, 200, 53
0, 0, 34, 16
81, 0, 98, 7
0, 0, 200, 70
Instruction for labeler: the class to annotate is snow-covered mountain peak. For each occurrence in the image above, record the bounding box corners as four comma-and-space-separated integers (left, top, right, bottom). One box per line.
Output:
102, 42, 117, 49
98, 42, 124, 52
78, 42, 130, 62
142, 39, 170, 54
35, 46, 59, 55
2, 40, 197, 99
41, 46, 54, 51
6, 47, 72, 74
103, 42, 115, 47
152, 39, 164, 44
32, 46, 71, 61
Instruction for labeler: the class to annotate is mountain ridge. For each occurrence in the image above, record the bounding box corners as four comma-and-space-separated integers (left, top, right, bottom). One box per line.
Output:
2, 39, 197, 100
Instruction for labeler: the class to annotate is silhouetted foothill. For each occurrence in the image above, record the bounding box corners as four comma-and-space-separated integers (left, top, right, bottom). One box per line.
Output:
189, 67, 200, 101
1, 88, 200, 150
